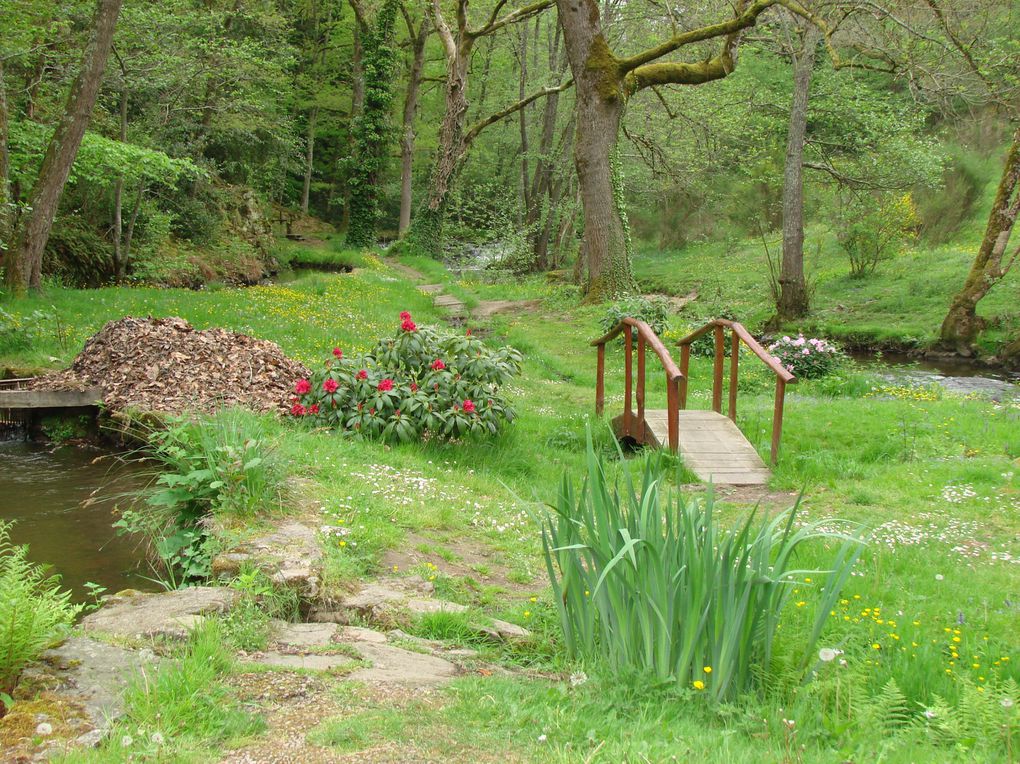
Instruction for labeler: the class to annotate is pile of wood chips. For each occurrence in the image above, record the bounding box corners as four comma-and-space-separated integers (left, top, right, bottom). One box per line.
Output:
32, 316, 310, 415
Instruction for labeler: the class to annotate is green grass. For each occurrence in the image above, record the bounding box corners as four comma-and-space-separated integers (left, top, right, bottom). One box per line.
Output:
3, 242, 1019, 760
632, 222, 1020, 352
273, 238, 375, 271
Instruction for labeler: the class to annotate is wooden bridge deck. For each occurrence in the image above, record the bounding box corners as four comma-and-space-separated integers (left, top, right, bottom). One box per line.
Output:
642, 409, 770, 485
0, 386, 104, 409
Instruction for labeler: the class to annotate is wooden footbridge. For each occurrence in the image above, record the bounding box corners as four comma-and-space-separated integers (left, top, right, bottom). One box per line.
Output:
593, 318, 797, 485
0, 378, 104, 434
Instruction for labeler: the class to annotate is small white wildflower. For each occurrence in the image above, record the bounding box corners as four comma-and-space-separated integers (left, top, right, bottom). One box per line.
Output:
569, 671, 588, 687
35, 722, 53, 736
782, 718, 795, 729
934, 574, 944, 581
121, 735, 134, 747
151, 732, 165, 745
923, 709, 937, 719
818, 648, 837, 663
538, 734, 547, 742
1003, 698, 1015, 710
838, 658, 848, 667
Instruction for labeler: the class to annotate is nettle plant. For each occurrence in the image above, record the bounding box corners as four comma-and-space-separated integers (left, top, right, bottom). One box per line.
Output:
768, 334, 845, 379
291, 312, 522, 441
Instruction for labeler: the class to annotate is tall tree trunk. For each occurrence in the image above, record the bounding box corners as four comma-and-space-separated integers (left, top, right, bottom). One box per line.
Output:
112, 81, 128, 282
518, 25, 532, 216
341, 24, 365, 233
939, 126, 1020, 351
301, 107, 317, 214
405, 49, 470, 256
6, 0, 123, 294
776, 24, 819, 321
557, 0, 634, 300
346, 0, 400, 248
398, 14, 429, 236
0, 58, 12, 258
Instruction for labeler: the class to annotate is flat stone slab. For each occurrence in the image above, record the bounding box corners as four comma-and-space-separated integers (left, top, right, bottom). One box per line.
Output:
273, 622, 339, 649
253, 652, 358, 672
347, 643, 457, 686
212, 520, 322, 597
82, 587, 238, 640
419, 284, 444, 293
27, 637, 160, 728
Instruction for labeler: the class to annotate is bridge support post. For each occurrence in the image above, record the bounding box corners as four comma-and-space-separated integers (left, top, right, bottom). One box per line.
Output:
712, 326, 724, 413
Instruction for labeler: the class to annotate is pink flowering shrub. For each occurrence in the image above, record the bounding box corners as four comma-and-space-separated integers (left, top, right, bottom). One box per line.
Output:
290, 312, 522, 441
768, 334, 844, 379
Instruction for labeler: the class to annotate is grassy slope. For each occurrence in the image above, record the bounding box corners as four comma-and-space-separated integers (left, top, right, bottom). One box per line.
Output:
2, 250, 1019, 761
633, 215, 1020, 352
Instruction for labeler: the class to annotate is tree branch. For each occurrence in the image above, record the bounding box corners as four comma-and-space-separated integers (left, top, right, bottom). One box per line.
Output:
464, 79, 572, 146
429, 0, 457, 63
468, 0, 554, 39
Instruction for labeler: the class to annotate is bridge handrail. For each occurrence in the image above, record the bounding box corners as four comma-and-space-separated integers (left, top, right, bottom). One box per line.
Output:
676, 319, 797, 464
675, 319, 796, 383
591, 317, 682, 452
591, 318, 683, 382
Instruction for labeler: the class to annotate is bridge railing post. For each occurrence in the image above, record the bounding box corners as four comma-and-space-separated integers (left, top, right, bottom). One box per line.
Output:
712, 325, 724, 413
771, 377, 787, 465
728, 330, 739, 422
636, 334, 646, 441
623, 329, 633, 436
679, 343, 690, 409
666, 374, 679, 452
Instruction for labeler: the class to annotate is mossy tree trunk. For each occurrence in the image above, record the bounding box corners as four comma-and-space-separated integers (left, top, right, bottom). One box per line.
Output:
776, 24, 820, 321
398, 8, 429, 236
0, 58, 12, 267
939, 126, 1019, 352
403, 0, 556, 258
6, 0, 123, 295
555, 0, 790, 301
345, 0, 400, 249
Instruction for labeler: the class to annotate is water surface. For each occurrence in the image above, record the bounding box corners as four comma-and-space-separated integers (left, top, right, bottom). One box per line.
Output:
0, 439, 153, 603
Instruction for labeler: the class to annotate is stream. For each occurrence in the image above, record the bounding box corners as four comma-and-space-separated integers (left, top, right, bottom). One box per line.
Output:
851, 352, 1020, 400
0, 439, 153, 604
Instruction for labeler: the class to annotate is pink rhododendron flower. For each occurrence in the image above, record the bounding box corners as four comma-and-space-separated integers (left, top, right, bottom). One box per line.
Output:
323, 378, 338, 393
431, 359, 445, 371
463, 399, 476, 414
309, 403, 320, 414
291, 403, 306, 417
333, 347, 343, 359
378, 378, 394, 392
410, 382, 419, 392
294, 379, 312, 395
357, 369, 368, 380
400, 311, 412, 321
401, 319, 417, 332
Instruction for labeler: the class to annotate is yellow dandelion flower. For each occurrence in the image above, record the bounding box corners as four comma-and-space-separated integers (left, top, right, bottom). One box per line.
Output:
692, 680, 705, 691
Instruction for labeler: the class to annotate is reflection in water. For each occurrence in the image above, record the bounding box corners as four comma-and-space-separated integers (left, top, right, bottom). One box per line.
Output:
0, 439, 154, 603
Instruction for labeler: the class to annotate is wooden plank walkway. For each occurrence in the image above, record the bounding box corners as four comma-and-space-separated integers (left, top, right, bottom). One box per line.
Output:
0, 387, 105, 409
644, 409, 770, 485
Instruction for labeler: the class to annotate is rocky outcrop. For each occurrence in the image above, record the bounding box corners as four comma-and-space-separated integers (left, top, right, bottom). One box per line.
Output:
81, 586, 238, 641
211, 520, 323, 598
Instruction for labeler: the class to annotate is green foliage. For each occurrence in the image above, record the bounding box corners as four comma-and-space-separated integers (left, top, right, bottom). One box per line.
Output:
117, 409, 287, 587
539, 432, 863, 701
67, 622, 264, 760
0, 306, 69, 354
220, 566, 300, 651
292, 312, 522, 441
836, 193, 919, 278
0, 522, 80, 694
599, 295, 669, 336
766, 334, 845, 379
345, 0, 400, 248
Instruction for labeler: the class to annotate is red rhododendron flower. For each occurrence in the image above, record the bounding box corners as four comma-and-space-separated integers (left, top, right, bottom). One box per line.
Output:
295, 379, 312, 395
410, 382, 419, 392
323, 378, 338, 393
463, 399, 476, 414
333, 347, 343, 359
357, 369, 368, 380
309, 403, 320, 414
399, 311, 412, 321
466, 328, 472, 336
401, 319, 417, 332
431, 359, 445, 371
378, 378, 394, 392
291, 403, 306, 417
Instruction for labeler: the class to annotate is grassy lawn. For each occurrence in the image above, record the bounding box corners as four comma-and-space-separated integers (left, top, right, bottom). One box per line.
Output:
633, 221, 1020, 352
2, 252, 1018, 762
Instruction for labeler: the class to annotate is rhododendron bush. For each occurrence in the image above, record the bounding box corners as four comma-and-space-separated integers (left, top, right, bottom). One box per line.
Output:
290, 312, 522, 441
768, 334, 844, 379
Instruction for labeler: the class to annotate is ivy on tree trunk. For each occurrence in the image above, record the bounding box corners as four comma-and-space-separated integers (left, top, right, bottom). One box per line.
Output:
345, 0, 400, 250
